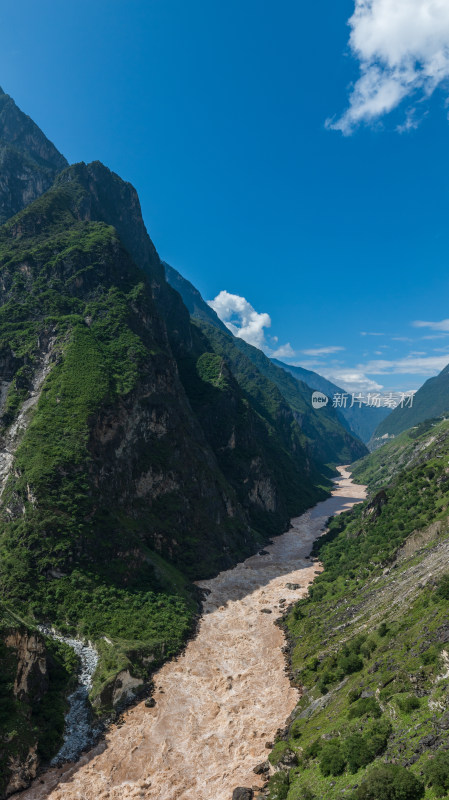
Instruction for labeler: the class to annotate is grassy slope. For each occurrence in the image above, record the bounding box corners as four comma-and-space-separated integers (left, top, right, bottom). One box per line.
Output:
352, 417, 449, 493
265, 429, 449, 800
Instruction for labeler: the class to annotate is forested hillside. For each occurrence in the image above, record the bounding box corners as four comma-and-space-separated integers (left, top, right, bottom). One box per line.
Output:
264, 425, 449, 799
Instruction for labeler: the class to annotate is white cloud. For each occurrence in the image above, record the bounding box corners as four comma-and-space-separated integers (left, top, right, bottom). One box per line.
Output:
320, 369, 384, 393
208, 290, 271, 349
301, 346, 345, 356
208, 291, 296, 357
272, 342, 296, 359
360, 331, 384, 336
328, 0, 449, 134
361, 354, 449, 374
413, 318, 449, 331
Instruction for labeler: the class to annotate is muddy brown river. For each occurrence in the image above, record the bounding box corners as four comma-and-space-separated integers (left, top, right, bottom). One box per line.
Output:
18, 466, 365, 800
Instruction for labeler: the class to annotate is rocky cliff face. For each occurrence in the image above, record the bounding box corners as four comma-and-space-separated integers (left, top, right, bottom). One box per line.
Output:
0, 88, 67, 225
0, 618, 75, 798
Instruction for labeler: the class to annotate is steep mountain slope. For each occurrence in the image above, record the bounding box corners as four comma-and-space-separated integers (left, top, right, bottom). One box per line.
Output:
264, 426, 449, 800
0, 88, 68, 225
0, 139, 334, 789
0, 161, 253, 647
165, 263, 367, 464
163, 261, 229, 332
273, 359, 391, 445
372, 362, 449, 442
352, 416, 449, 492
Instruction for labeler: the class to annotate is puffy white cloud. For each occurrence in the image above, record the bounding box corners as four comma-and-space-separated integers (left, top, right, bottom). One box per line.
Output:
413, 318, 449, 331
208, 290, 271, 349
328, 0, 449, 134
208, 291, 296, 358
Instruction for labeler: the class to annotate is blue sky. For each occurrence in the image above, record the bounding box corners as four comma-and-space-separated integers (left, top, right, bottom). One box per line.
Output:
2, 0, 449, 393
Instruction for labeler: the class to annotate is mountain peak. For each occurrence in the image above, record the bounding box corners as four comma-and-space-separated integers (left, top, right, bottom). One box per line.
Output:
0, 88, 68, 224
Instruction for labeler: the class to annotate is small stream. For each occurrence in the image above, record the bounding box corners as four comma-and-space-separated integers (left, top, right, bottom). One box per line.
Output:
38, 626, 99, 764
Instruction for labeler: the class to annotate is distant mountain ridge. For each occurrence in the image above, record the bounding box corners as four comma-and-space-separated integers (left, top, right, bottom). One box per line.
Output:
372, 362, 449, 441
272, 359, 391, 444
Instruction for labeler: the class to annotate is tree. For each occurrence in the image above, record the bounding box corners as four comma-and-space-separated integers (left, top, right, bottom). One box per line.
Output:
425, 751, 449, 797
354, 764, 424, 800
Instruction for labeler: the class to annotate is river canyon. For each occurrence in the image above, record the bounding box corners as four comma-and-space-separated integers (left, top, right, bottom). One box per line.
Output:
17, 467, 366, 800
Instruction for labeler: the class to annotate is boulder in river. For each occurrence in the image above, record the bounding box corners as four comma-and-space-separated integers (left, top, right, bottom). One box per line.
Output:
232, 789, 254, 800
260, 608, 272, 614
253, 761, 269, 775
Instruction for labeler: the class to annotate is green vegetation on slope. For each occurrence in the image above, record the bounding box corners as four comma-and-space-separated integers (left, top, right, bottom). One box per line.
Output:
352, 417, 449, 493
196, 321, 367, 468
175, 326, 328, 536
266, 432, 449, 800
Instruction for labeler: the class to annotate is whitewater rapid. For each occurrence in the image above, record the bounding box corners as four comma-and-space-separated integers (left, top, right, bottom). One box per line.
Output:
18, 466, 365, 800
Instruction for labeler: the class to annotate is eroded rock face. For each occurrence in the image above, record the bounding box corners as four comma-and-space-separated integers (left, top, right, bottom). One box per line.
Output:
5, 747, 38, 796
1, 629, 49, 797
4, 631, 48, 699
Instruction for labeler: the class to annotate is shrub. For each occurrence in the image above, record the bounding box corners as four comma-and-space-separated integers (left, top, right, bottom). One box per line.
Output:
425, 750, 449, 797
343, 733, 373, 773
348, 688, 362, 703
267, 771, 289, 800
304, 738, 322, 759
398, 695, 420, 713
342, 720, 391, 774
319, 740, 346, 777
435, 574, 449, 601
347, 697, 382, 719
338, 652, 364, 675
268, 740, 290, 767
353, 764, 424, 800
289, 718, 304, 739
360, 638, 377, 658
